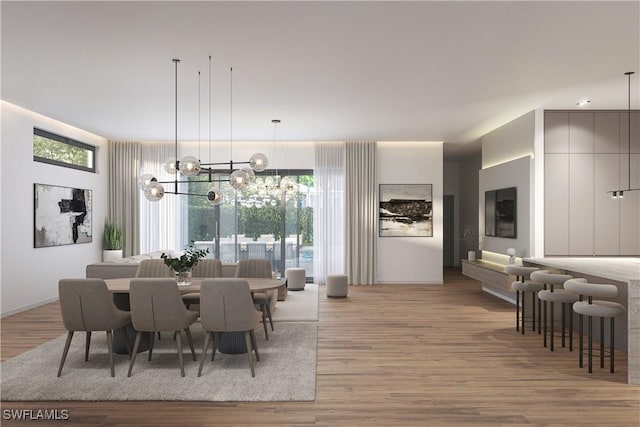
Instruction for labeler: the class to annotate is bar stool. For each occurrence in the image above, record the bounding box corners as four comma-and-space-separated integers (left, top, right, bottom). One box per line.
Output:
530, 270, 577, 351
564, 279, 626, 373
504, 265, 541, 334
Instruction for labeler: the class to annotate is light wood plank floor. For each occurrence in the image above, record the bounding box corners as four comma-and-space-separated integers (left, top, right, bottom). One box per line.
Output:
2, 269, 639, 426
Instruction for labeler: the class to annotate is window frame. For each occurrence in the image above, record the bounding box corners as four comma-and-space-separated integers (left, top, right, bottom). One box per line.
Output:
33, 127, 96, 173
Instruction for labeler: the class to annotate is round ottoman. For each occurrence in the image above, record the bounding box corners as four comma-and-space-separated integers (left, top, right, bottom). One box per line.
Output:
285, 268, 306, 291
326, 274, 348, 298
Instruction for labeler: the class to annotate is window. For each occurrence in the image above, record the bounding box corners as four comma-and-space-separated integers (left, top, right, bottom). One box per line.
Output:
185, 171, 315, 281
33, 128, 95, 172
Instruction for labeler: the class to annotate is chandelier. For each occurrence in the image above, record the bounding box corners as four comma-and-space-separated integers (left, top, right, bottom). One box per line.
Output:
608, 71, 638, 198
235, 119, 299, 209
138, 58, 268, 204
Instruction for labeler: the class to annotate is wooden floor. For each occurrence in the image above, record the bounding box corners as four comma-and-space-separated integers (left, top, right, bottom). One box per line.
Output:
2, 269, 639, 426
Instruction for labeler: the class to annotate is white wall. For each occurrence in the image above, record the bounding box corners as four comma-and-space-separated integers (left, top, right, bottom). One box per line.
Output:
1, 102, 108, 316
479, 156, 533, 258
482, 111, 535, 169
376, 141, 443, 284
443, 161, 460, 266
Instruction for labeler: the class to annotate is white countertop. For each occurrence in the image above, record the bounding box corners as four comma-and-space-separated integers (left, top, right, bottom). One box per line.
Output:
524, 257, 640, 283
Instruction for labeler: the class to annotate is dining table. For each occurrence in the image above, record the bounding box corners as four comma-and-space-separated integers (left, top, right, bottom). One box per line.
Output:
105, 277, 286, 354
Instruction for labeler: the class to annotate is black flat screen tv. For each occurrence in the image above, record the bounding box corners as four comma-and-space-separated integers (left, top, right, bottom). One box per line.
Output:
485, 187, 517, 238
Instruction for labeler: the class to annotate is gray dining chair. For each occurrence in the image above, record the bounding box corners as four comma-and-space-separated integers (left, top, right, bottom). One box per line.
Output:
235, 259, 274, 340
135, 259, 173, 278
197, 279, 262, 377
182, 259, 223, 309
127, 278, 198, 377
57, 278, 131, 377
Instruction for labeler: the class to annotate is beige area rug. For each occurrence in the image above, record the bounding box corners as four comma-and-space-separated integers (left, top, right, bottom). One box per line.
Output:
0, 322, 317, 401
272, 283, 319, 322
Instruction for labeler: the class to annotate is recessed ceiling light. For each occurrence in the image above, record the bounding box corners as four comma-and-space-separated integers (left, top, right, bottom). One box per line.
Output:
576, 99, 591, 106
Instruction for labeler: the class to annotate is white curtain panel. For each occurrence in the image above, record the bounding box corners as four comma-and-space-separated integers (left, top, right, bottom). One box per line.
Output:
108, 140, 141, 257
138, 142, 180, 254
313, 141, 345, 285
345, 141, 377, 285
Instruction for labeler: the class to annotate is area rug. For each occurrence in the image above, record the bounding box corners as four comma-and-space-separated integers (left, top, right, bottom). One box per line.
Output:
0, 322, 316, 401
272, 283, 319, 322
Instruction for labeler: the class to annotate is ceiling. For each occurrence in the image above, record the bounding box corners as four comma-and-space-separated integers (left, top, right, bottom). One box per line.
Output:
2, 1, 639, 159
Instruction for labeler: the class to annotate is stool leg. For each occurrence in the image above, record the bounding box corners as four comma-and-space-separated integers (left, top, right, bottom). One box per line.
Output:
516, 290, 520, 332
611, 318, 615, 373
569, 306, 573, 352
543, 298, 548, 347
521, 292, 525, 335
550, 301, 555, 351
579, 313, 584, 368
538, 291, 542, 334
588, 315, 593, 373
600, 317, 605, 369
561, 302, 566, 348
531, 291, 536, 332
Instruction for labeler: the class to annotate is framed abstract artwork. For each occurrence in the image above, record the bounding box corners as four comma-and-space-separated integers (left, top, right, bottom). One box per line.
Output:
379, 184, 433, 237
34, 183, 92, 248
485, 186, 517, 238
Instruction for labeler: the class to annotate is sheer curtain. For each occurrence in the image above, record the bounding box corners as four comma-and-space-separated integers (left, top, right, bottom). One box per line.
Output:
138, 141, 180, 254
313, 141, 345, 285
345, 141, 377, 285
108, 140, 141, 257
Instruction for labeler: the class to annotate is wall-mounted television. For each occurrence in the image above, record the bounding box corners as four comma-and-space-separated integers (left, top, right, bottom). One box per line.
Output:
485, 187, 517, 238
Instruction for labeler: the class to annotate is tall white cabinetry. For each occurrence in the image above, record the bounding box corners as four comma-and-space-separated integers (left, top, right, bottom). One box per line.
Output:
544, 111, 639, 256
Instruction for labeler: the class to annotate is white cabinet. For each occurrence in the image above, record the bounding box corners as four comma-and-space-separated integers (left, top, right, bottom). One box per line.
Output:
594, 154, 620, 254
544, 154, 569, 255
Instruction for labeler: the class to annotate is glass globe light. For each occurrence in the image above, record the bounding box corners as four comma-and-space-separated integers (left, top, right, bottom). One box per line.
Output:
138, 174, 156, 191
144, 181, 165, 202
229, 169, 248, 190
163, 158, 178, 175
241, 167, 255, 184
179, 156, 201, 176
249, 153, 268, 172
206, 187, 224, 205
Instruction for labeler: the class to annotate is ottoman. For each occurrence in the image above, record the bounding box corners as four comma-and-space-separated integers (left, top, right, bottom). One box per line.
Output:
286, 268, 306, 291
326, 274, 348, 298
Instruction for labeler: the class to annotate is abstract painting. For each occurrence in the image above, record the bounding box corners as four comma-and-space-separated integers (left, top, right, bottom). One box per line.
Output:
485, 187, 517, 238
379, 184, 433, 237
34, 183, 92, 248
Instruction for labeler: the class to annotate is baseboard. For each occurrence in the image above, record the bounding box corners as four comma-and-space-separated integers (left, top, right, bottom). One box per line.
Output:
374, 281, 444, 285
1, 296, 59, 318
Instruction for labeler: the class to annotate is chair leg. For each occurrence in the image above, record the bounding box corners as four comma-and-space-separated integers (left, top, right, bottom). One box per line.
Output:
157, 331, 162, 340
57, 331, 74, 377
175, 330, 185, 377
537, 292, 542, 334
244, 331, 256, 377
543, 299, 548, 347
569, 306, 573, 352
261, 306, 269, 340
127, 332, 142, 377
106, 330, 115, 377
212, 332, 218, 361
250, 329, 259, 361
561, 303, 566, 348
148, 332, 155, 361
531, 291, 536, 332
549, 302, 555, 351
85, 331, 92, 361
265, 303, 274, 331
198, 331, 212, 377
588, 315, 593, 373
521, 292, 525, 335
185, 327, 197, 361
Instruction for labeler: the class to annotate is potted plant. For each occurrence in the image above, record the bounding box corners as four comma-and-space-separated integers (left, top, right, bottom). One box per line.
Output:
161, 246, 209, 285
462, 225, 477, 261
103, 222, 123, 262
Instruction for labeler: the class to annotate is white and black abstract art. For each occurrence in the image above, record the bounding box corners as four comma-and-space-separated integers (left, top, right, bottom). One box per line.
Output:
34, 183, 92, 248
379, 184, 433, 237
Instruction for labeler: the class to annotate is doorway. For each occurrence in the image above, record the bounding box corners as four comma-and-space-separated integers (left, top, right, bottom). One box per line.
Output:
443, 195, 455, 266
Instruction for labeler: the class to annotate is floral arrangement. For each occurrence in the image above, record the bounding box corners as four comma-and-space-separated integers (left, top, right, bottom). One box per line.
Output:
462, 225, 476, 252
161, 246, 208, 273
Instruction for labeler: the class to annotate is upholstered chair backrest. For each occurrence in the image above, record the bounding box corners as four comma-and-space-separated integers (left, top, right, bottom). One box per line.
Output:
192, 259, 223, 278
199, 279, 259, 332
235, 259, 272, 279
135, 259, 173, 278
129, 278, 192, 331
58, 279, 123, 331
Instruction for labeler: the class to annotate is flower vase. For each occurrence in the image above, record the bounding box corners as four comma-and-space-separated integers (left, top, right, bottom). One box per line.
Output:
175, 269, 192, 286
